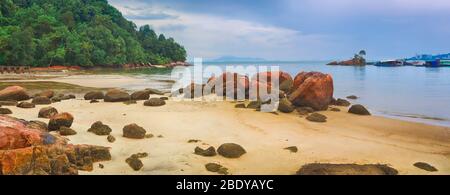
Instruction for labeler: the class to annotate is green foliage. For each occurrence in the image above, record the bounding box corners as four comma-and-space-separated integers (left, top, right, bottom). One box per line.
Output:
0, 0, 186, 66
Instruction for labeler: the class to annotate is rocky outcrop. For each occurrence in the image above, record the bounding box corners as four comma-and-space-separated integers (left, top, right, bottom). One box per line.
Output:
48, 112, 74, 131
104, 89, 130, 102
288, 72, 334, 111
0, 115, 111, 175
84, 91, 104, 100
0, 86, 30, 101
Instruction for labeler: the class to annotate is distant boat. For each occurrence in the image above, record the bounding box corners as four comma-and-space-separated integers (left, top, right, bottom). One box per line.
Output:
405, 60, 426, 66
374, 60, 404, 67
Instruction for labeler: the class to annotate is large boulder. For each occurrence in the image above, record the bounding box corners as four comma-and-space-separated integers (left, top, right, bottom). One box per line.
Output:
48, 112, 74, 131
104, 89, 130, 102
252, 71, 293, 92
123, 124, 147, 139
31, 96, 52, 105
131, 90, 151, 100
87, 121, 112, 136
84, 91, 104, 100
0, 86, 30, 101
38, 107, 58, 118
0, 115, 111, 175
348, 104, 371, 115
209, 72, 250, 99
288, 72, 334, 111
217, 143, 247, 158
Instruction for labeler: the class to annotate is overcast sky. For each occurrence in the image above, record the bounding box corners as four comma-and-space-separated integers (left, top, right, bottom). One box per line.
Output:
109, 0, 450, 61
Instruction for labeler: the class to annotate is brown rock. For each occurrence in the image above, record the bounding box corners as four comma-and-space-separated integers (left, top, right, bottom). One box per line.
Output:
346, 95, 358, 100
296, 163, 398, 175
32, 96, 52, 105
26, 121, 48, 132
252, 71, 294, 92
59, 126, 77, 136
334, 98, 351, 107
104, 89, 130, 102
284, 146, 298, 153
123, 123, 146, 139
278, 98, 295, 113
35, 90, 54, 99
296, 107, 315, 115
131, 90, 150, 100
0, 86, 30, 101
195, 146, 217, 157
87, 121, 112, 136
17, 102, 35, 108
0, 107, 12, 114
413, 162, 438, 172
306, 113, 327, 123
48, 112, 74, 131
289, 72, 334, 111
217, 143, 246, 158
143, 98, 166, 107
38, 107, 58, 118
125, 156, 143, 171
0, 100, 18, 106
348, 104, 371, 115
84, 91, 104, 100
205, 163, 229, 175
107, 135, 116, 143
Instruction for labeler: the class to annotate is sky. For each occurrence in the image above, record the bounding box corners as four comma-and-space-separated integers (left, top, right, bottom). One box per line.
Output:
109, 0, 450, 61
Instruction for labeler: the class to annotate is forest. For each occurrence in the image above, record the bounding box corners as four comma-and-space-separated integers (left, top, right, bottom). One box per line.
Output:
0, 0, 187, 67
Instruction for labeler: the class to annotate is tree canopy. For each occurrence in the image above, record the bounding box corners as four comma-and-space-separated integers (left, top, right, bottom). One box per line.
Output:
0, 0, 187, 67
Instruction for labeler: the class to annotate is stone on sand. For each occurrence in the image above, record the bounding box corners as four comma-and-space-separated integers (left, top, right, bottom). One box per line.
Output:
32, 96, 52, 105
413, 162, 438, 172
348, 104, 371, 115
144, 98, 166, 107
278, 98, 295, 113
131, 90, 151, 100
195, 146, 217, 157
123, 123, 147, 139
296, 163, 398, 175
17, 102, 35, 108
107, 135, 116, 143
38, 106, 58, 118
217, 143, 247, 158
0, 107, 12, 114
84, 91, 104, 100
87, 121, 112, 136
306, 113, 327, 123
104, 89, 130, 102
284, 146, 298, 153
59, 126, 77, 136
48, 112, 74, 131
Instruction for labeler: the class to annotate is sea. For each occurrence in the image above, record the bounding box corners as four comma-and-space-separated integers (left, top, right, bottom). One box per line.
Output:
108, 61, 450, 127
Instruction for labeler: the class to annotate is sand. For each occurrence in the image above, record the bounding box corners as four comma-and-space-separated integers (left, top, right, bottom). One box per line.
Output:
5, 96, 450, 175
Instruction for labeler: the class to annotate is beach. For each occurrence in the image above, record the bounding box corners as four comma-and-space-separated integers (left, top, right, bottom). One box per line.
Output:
2, 74, 449, 175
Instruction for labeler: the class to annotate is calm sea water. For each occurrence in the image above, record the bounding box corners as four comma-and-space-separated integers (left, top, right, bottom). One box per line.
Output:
119, 61, 450, 127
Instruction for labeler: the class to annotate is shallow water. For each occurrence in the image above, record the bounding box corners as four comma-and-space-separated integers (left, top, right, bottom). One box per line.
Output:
98, 62, 450, 127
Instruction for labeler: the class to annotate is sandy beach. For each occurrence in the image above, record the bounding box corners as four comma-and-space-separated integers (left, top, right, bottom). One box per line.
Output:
3, 81, 450, 175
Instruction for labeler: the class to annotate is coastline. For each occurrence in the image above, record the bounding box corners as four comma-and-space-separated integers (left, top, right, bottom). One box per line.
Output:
0, 75, 449, 175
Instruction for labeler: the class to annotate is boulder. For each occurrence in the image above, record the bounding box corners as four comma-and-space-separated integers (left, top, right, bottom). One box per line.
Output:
0, 100, 18, 106
131, 90, 150, 100
212, 72, 250, 99
84, 91, 104, 100
32, 96, 52, 105
17, 102, 35, 108
217, 143, 247, 158
289, 72, 334, 111
348, 104, 371, 115
0, 86, 30, 101
205, 163, 229, 175
306, 113, 327, 123
0, 107, 12, 114
278, 98, 295, 113
0, 115, 111, 175
35, 90, 54, 99
413, 162, 438, 172
87, 121, 112, 136
143, 98, 166, 107
123, 123, 146, 139
252, 71, 294, 92
38, 107, 58, 118
194, 146, 217, 157
104, 89, 130, 102
296, 163, 398, 175
48, 112, 74, 131
334, 98, 351, 107
59, 126, 77, 136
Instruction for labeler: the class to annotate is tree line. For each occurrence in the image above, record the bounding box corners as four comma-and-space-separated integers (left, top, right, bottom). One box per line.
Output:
0, 0, 187, 67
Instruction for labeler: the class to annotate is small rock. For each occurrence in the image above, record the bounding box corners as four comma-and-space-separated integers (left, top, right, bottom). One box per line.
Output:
145, 134, 154, 139
0, 100, 18, 106
17, 102, 35, 108
188, 139, 201, 143
143, 98, 166, 107
99, 164, 104, 169
87, 121, 112, 135
38, 107, 58, 118
296, 107, 315, 115
235, 103, 246, 108
90, 99, 99, 103
217, 143, 246, 158
84, 91, 104, 100
330, 107, 341, 112
32, 96, 52, 105
48, 112, 74, 131
61, 94, 76, 100
126, 156, 144, 171
413, 162, 438, 172
284, 146, 298, 153
123, 123, 147, 139
59, 126, 77, 136
195, 146, 217, 157
335, 98, 351, 107
107, 135, 116, 143
348, 104, 371, 115
104, 89, 130, 102
160, 97, 169, 101
157, 135, 163, 138
205, 163, 229, 175
278, 98, 295, 113
306, 113, 327, 122
123, 100, 137, 105
0, 107, 12, 114
131, 90, 150, 100
346, 95, 358, 100
51, 97, 61, 102
35, 90, 55, 99
296, 163, 398, 175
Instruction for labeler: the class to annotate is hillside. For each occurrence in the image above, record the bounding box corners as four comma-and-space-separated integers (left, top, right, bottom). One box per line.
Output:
0, 0, 186, 67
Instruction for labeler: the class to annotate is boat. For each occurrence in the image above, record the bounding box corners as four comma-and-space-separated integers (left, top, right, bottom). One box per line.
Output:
405, 60, 426, 66
374, 60, 404, 67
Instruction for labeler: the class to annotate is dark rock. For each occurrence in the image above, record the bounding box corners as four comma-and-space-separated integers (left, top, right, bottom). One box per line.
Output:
334, 98, 351, 107
38, 106, 58, 118
157, 135, 163, 138
26, 120, 48, 132
59, 126, 77, 136
84, 91, 104, 100
188, 139, 201, 143
35, 90, 54, 99
143, 98, 166, 107
346, 95, 358, 100
107, 135, 116, 143
0, 107, 12, 114
61, 94, 76, 100
306, 113, 327, 123
17, 102, 35, 108
205, 163, 229, 175
51, 97, 61, 102
126, 156, 144, 171
0, 100, 18, 106
90, 99, 99, 103
235, 103, 246, 108
123, 123, 147, 139
87, 121, 112, 136
278, 98, 295, 113
132, 152, 149, 159
123, 100, 137, 105
284, 146, 298, 153
160, 97, 169, 101
296, 163, 398, 175
48, 112, 74, 131
195, 146, 217, 157
413, 162, 438, 172
348, 104, 371, 115
99, 164, 104, 169
330, 107, 341, 112
131, 90, 150, 100
145, 134, 154, 139
296, 107, 315, 115
104, 89, 130, 102
32, 96, 52, 105
217, 143, 246, 158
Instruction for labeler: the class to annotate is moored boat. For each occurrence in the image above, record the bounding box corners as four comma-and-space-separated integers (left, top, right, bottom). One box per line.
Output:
374, 60, 404, 67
